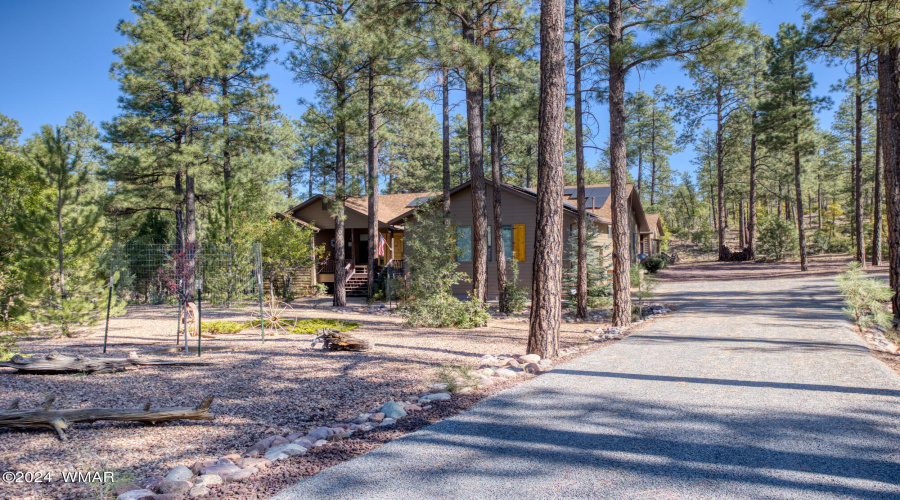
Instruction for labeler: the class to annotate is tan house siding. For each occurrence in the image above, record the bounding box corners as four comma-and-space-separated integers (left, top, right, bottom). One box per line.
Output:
447, 187, 610, 299
292, 198, 369, 230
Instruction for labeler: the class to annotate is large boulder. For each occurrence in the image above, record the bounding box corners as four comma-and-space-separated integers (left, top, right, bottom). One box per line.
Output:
265, 443, 307, 461
200, 459, 240, 477
117, 490, 156, 500
158, 480, 192, 495
519, 354, 541, 364
165, 466, 193, 483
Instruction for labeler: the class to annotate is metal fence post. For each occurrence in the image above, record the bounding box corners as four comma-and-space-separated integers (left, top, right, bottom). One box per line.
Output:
256, 242, 265, 341
102, 245, 116, 354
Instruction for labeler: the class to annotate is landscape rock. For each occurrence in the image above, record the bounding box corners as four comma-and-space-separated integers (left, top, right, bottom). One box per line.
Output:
193, 474, 222, 487
456, 386, 474, 394
358, 423, 376, 432
139, 476, 166, 492
419, 391, 452, 403
306, 427, 334, 441
188, 486, 209, 498
285, 432, 304, 442
428, 383, 449, 393
292, 438, 315, 449
314, 439, 328, 447
158, 480, 192, 495
379, 418, 396, 426
505, 359, 520, 368
223, 467, 258, 483
165, 465, 194, 483
370, 412, 385, 422
494, 368, 518, 378
116, 484, 141, 496
403, 404, 422, 412
148, 495, 184, 500
519, 354, 541, 364
265, 443, 307, 461
523, 362, 542, 374
118, 490, 156, 500
200, 460, 240, 477
241, 458, 270, 470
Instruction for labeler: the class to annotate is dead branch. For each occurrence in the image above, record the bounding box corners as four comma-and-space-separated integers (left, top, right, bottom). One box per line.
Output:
0, 352, 213, 374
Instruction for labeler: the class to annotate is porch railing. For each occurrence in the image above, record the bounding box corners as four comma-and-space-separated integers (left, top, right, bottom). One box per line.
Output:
317, 259, 352, 274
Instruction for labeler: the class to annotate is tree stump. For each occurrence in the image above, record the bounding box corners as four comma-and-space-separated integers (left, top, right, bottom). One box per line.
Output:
311, 328, 371, 352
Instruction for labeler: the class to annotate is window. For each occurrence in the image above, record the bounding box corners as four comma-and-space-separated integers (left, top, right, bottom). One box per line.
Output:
502, 226, 514, 260
455, 226, 472, 262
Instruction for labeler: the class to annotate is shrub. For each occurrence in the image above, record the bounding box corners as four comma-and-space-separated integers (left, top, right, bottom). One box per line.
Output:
201, 320, 247, 335
502, 263, 528, 313
836, 263, 893, 332
400, 200, 488, 328
641, 254, 667, 274
0, 334, 19, 361
435, 365, 478, 393
402, 294, 490, 329
289, 318, 360, 334
757, 215, 798, 260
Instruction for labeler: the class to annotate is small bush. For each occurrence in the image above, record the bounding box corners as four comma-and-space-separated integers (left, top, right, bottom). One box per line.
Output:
501, 263, 529, 313
402, 294, 490, 329
641, 254, 668, 274
0, 334, 19, 361
836, 262, 893, 332
289, 318, 360, 334
201, 320, 247, 335
630, 264, 657, 321
435, 365, 477, 393
757, 215, 799, 260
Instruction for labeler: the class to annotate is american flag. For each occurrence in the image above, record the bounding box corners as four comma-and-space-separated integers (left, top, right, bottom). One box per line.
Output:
377, 234, 386, 257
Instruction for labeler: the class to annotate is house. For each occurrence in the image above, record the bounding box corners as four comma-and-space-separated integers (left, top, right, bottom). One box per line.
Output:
281, 181, 652, 298
643, 213, 665, 255
280, 192, 435, 296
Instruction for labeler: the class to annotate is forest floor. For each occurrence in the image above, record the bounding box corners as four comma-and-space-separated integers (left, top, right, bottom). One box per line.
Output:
272, 257, 900, 500
0, 296, 659, 499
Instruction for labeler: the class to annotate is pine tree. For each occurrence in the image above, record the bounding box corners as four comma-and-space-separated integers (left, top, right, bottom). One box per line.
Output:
562, 224, 611, 310
758, 23, 826, 272
0, 113, 22, 149
15, 127, 108, 336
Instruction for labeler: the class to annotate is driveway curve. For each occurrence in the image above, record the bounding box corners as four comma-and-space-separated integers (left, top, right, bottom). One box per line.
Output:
273, 274, 900, 499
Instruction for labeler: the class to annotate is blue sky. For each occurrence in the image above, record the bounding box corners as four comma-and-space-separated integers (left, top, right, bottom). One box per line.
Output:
0, 0, 847, 178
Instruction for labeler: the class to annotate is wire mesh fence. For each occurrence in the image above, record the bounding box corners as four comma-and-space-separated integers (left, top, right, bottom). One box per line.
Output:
103, 241, 266, 354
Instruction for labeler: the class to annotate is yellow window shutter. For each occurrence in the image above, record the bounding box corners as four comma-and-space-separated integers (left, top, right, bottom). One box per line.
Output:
514, 224, 525, 261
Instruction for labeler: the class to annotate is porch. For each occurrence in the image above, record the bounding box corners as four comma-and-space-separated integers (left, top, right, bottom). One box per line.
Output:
314, 228, 406, 297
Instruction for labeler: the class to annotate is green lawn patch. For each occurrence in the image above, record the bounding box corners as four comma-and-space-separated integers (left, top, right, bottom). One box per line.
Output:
201, 320, 248, 334
289, 318, 360, 335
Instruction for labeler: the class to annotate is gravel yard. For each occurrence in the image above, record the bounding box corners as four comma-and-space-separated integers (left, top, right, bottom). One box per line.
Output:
0, 301, 613, 499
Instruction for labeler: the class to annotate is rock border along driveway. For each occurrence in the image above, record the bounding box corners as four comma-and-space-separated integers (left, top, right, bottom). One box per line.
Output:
272, 274, 900, 499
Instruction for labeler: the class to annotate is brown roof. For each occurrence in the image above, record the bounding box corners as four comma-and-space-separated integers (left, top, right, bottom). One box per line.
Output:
645, 213, 664, 236
344, 192, 436, 224
562, 184, 635, 222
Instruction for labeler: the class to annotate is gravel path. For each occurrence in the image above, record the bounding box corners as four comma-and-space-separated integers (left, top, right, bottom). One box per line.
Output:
272, 274, 900, 499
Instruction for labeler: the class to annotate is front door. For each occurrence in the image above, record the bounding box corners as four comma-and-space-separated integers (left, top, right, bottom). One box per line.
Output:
357, 233, 368, 265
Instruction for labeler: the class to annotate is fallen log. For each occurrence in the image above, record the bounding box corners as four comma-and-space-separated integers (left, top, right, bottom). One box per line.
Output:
0, 352, 213, 374
311, 328, 371, 352
0, 394, 215, 440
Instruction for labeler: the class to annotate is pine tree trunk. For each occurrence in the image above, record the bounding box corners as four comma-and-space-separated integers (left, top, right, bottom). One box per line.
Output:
874, 110, 883, 266
739, 200, 745, 249
878, 44, 900, 321
333, 84, 347, 308
528, 0, 564, 358
748, 119, 758, 259
573, 0, 587, 320
607, 0, 631, 327
650, 106, 657, 206
716, 85, 726, 260
794, 135, 807, 272
442, 68, 451, 220
463, 20, 488, 302
222, 78, 233, 248
184, 172, 197, 301
489, 65, 508, 310
366, 66, 379, 301
308, 145, 314, 199
855, 47, 866, 266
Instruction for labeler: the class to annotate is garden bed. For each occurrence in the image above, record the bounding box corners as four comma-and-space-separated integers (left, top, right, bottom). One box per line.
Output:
0, 301, 645, 499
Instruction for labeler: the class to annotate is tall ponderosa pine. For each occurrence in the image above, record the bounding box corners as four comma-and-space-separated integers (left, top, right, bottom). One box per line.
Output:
262, 0, 369, 307
529, 0, 565, 359
758, 24, 824, 272
603, 0, 744, 326
106, 0, 257, 303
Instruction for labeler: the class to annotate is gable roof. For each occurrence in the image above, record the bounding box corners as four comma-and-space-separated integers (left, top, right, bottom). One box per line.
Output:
284, 192, 435, 229
646, 214, 664, 236
388, 180, 611, 226
562, 183, 650, 233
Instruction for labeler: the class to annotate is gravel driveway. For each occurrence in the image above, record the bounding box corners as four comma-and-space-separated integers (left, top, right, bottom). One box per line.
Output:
272, 274, 900, 499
